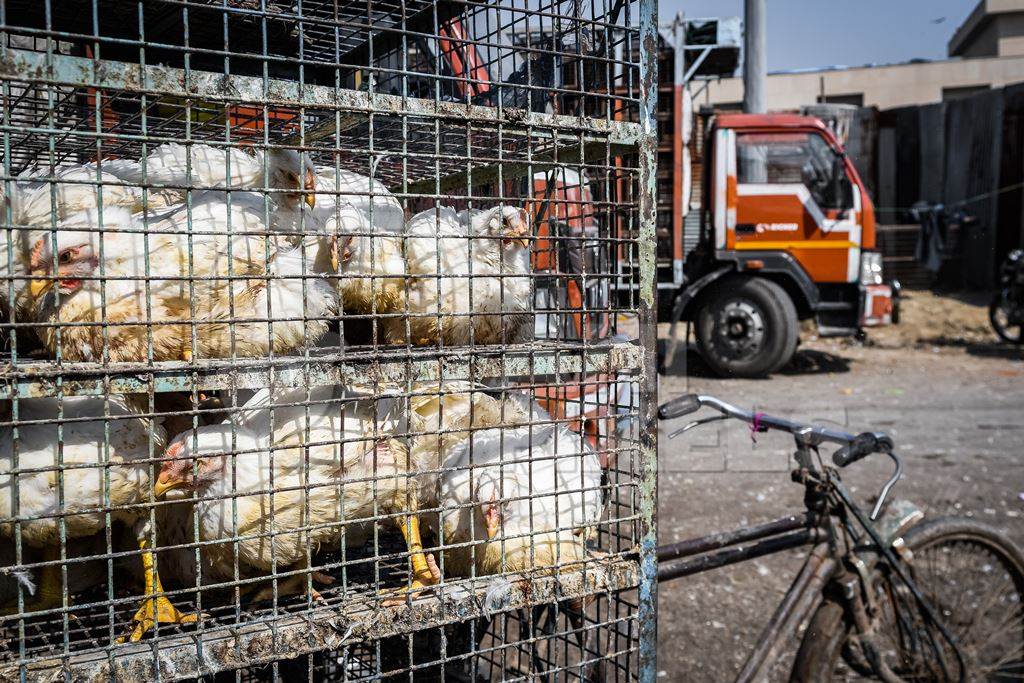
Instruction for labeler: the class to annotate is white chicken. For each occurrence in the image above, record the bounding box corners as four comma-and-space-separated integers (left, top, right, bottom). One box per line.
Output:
10, 165, 144, 226
426, 396, 603, 578
385, 205, 533, 346
406, 381, 530, 484
0, 394, 195, 640
313, 167, 404, 234
327, 203, 407, 316
26, 206, 336, 363
97, 143, 318, 224
0, 166, 146, 315
3, 146, 322, 316
154, 383, 439, 602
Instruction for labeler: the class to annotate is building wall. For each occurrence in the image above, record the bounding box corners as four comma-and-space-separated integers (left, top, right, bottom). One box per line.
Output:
959, 19, 1002, 58
997, 14, 1024, 56
699, 55, 1024, 111
950, 0, 1024, 57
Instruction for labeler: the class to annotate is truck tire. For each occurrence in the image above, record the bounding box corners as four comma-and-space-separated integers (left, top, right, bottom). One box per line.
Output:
694, 276, 798, 378
767, 285, 799, 373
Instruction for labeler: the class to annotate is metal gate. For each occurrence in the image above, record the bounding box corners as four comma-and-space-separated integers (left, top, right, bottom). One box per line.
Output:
0, 0, 657, 679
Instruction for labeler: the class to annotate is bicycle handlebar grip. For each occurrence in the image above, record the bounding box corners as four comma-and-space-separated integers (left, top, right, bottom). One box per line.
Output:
658, 394, 702, 420
832, 432, 891, 467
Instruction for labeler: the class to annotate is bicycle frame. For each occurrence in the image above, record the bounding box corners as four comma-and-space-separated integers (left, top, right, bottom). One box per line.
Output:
656, 394, 969, 682
658, 513, 836, 682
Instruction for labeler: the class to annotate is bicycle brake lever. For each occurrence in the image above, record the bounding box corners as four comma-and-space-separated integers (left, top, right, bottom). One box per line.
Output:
870, 451, 904, 521
668, 414, 730, 439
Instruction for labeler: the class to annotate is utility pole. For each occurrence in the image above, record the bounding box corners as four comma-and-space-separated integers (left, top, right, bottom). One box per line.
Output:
743, 0, 766, 113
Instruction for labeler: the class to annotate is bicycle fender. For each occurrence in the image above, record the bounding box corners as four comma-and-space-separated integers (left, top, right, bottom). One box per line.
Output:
855, 499, 924, 563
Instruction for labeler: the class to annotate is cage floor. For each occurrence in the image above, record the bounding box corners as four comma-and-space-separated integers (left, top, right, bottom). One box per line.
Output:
0, 544, 639, 681
0, 535, 411, 661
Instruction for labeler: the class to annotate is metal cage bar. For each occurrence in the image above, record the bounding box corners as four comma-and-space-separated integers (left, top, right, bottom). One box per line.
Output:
0, 0, 657, 679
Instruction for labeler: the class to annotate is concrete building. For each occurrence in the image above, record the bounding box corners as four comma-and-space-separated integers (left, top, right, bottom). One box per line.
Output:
697, 0, 1024, 111
950, 0, 1024, 58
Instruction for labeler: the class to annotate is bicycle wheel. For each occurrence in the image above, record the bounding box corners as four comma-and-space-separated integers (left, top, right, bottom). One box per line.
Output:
791, 517, 1024, 681
989, 291, 1024, 345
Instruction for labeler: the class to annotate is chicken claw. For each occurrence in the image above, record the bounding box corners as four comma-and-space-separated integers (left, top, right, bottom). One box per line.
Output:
382, 515, 441, 606
382, 553, 441, 607
118, 538, 197, 643
120, 592, 198, 643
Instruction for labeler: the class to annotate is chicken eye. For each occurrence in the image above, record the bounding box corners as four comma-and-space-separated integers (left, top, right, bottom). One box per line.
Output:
58, 249, 74, 264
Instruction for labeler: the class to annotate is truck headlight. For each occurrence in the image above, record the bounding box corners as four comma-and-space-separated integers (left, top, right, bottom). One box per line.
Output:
860, 251, 883, 286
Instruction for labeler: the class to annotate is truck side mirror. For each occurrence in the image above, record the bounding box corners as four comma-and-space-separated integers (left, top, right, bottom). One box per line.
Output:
830, 155, 854, 211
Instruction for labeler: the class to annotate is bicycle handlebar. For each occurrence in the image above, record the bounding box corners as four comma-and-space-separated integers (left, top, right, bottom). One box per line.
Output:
659, 394, 894, 466
832, 432, 895, 467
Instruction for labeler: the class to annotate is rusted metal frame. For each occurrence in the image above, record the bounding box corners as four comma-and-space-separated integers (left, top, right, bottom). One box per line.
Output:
0, 47, 639, 143
636, 0, 659, 677
655, 514, 809, 563
3, 8, 635, 107
735, 544, 838, 683
656, 527, 823, 582
1, 6, 645, 681
0, 557, 641, 682
0, 342, 643, 398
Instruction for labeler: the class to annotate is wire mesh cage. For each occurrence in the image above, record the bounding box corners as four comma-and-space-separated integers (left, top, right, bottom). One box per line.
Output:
0, 0, 657, 679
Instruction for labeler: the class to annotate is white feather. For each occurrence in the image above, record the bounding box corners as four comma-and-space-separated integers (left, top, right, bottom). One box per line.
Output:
0, 395, 165, 548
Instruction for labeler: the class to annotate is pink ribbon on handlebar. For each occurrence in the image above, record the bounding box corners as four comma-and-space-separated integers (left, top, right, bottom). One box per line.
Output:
750, 412, 764, 444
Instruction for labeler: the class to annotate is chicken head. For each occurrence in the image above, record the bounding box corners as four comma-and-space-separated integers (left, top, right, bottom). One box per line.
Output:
28, 229, 99, 300
266, 148, 317, 211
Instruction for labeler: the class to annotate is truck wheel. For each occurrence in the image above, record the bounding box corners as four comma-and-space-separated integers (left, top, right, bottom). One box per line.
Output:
694, 276, 798, 378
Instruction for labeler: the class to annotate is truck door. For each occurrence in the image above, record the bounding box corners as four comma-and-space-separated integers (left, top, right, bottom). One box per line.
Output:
721, 130, 861, 283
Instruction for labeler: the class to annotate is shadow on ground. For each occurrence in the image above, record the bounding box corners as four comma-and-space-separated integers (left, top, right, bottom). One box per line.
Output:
657, 342, 853, 378
915, 333, 1024, 361
779, 347, 853, 375
965, 343, 1024, 361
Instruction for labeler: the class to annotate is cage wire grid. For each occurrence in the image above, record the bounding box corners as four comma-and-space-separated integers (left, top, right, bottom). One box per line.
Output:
0, 0, 657, 679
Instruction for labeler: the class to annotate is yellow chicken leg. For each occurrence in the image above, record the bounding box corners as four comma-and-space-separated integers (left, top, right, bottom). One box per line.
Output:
383, 514, 441, 606
119, 538, 197, 643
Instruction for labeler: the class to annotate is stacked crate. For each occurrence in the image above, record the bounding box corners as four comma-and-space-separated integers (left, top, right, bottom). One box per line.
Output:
0, 0, 657, 679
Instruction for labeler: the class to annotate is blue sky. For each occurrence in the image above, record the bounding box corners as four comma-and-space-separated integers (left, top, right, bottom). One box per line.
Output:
658, 0, 978, 72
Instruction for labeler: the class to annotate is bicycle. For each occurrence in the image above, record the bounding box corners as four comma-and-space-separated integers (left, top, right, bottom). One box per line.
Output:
657, 393, 1024, 681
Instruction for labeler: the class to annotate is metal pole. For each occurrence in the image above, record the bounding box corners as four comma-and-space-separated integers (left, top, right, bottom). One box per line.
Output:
743, 0, 766, 113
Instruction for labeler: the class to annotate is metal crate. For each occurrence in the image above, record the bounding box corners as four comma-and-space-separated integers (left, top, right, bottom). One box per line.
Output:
0, 0, 657, 679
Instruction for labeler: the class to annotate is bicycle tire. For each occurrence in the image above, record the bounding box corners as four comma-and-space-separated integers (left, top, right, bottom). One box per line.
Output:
989, 291, 1024, 345
790, 517, 1024, 682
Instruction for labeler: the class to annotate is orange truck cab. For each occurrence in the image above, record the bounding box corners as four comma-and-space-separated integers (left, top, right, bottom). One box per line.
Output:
667, 113, 897, 377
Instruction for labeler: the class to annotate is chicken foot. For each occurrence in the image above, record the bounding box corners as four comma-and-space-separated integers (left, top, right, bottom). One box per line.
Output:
382, 514, 441, 606
119, 537, 197, 642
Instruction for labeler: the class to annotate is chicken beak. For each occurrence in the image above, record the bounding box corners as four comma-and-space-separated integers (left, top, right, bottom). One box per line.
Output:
304, 169, 317, 209
154, 472, 187, 498
483, 503, 501, 540
30, 278, 53, 299
503, 219, 531, 248
329, 236, 340, 272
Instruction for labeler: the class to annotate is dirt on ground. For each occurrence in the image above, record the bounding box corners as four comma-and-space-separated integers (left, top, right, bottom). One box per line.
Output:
858, 288, 992, 348
655, 289, 1024, 682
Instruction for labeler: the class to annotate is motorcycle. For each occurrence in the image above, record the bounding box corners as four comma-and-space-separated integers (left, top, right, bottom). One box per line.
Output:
990, 249, 1024, 344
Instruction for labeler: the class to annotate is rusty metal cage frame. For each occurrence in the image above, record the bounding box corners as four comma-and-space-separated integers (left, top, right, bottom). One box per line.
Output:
0, 0, 658, 679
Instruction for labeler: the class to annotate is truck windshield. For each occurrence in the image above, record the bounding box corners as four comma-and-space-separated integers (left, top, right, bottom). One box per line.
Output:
736, 132, 852, 209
